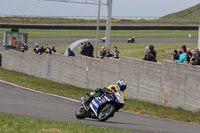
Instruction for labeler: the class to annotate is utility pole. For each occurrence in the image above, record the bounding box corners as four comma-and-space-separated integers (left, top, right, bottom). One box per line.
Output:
105, 0, 113, 49
95, 0, 101, 58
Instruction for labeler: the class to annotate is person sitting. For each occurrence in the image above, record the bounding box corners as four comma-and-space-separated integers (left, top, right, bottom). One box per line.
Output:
175, 48, 187, 63
68, 48, 75, 57
83, 79, 127, 106
113, 46, 119, 59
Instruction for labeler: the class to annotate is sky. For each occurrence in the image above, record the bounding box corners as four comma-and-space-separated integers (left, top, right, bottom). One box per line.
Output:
0, 0, 199, 17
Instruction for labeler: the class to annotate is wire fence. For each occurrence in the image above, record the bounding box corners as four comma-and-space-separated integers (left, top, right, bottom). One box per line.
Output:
0, 15, 199, 23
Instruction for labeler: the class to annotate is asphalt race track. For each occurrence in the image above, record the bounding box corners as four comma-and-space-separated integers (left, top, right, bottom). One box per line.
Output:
0, 80, 200, 133
0, 38, 198, 51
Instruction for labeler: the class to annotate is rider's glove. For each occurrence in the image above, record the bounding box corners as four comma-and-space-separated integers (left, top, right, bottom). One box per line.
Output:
111, 86, 117, 92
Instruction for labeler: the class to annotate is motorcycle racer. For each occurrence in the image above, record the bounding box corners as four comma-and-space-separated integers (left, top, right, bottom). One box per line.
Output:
84, 79, 127, 105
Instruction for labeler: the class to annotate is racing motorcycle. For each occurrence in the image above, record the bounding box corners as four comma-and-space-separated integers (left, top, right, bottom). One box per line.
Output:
75, 90, 125, 122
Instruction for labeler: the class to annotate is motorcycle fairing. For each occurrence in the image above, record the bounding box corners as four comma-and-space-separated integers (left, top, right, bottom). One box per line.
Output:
90, 95, 110, 116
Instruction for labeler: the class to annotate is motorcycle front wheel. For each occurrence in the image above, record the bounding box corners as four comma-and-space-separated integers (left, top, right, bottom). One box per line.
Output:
75, 105, 86, 119
97, 103, 116, 122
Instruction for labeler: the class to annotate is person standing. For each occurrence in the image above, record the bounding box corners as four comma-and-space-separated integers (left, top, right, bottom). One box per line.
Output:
85, 42, 94, 57
68, 48, 75, 57
34, 43, 39, 54
113, 46, 119, 59
79, 42, 85, 55
45, 44, 51, 54
12, 37, 17, 45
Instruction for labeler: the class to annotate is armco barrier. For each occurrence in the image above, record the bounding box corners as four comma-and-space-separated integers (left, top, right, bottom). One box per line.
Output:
2, 50, 200, 112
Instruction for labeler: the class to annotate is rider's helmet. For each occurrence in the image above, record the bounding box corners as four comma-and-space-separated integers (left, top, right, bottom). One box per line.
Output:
117, 79, 127, 92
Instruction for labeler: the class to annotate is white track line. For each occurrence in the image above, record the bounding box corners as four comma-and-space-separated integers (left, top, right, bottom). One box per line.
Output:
0, 79, 80, 103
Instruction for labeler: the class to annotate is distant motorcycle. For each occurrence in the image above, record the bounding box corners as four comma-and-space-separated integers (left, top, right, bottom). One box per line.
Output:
75, 90, 125, 122
101, 36, 106, 42
127, 37, 135, 43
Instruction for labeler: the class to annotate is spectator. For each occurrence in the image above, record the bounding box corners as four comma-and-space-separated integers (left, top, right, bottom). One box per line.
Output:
175, 49, 187, 63
143, 46, 157, 62
68, 48, 75, 57
79, 42, 85, 55
20, 43, 25, 52
85, 42, 94, 57
45, 44, 51, 54
191, 52, 200, 65
113, 46, 119, 59
194, 48, 200, 57
16, 44, 20, 51
39, 46, 45, 55
107, 49, 113, 57
186, 52, 193, 64
181, 45, 187, 54
187, 48, 191, 53
100, 47, 106, 59
24, 43, 28, 51
51, 46, 56, 53
172, 50, 179, 61
33, 43, 39, 54
149, 45, 156, 58
179, 50, 183, 55
12, 37, 17, 45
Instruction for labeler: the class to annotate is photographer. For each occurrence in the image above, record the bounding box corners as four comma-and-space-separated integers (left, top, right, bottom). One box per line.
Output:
143, 45, 157, 62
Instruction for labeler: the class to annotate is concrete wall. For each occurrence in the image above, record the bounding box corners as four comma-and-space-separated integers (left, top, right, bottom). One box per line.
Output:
2, 50, 200, 112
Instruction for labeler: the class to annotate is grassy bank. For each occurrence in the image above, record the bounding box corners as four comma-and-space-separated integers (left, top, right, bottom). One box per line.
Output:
0, 28, 198, 39
0, 67, 199, 124
0, 114, 130, 133
28, 43, 197, 62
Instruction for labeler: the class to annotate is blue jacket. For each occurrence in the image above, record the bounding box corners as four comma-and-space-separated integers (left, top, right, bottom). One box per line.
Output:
176, 53, 187, 63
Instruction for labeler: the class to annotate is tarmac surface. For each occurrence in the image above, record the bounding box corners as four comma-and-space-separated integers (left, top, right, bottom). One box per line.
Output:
0, 38, 198, 51
0, 80, 200, 133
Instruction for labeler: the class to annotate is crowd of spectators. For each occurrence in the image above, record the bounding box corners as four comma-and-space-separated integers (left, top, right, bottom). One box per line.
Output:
173, 45, 200, 65
33, 43, 56, 55
69, 41, 120, 59
78, 41, 94, 57
99, 46, 119, 59
16, 43, 28, 52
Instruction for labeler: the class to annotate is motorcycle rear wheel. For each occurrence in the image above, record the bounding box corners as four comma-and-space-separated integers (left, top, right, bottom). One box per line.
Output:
97, 103, 116, 122
75, 105, 86, 119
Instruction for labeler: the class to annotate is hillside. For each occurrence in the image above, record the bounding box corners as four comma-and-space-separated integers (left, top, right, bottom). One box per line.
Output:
160, 4, 200, 21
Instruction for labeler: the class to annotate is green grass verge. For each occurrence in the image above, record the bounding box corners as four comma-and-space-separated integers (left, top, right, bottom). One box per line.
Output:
0, 67, 199, 124
0, 28, 198, 39
28, 43, 197, 62
0, 113, 130, 133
